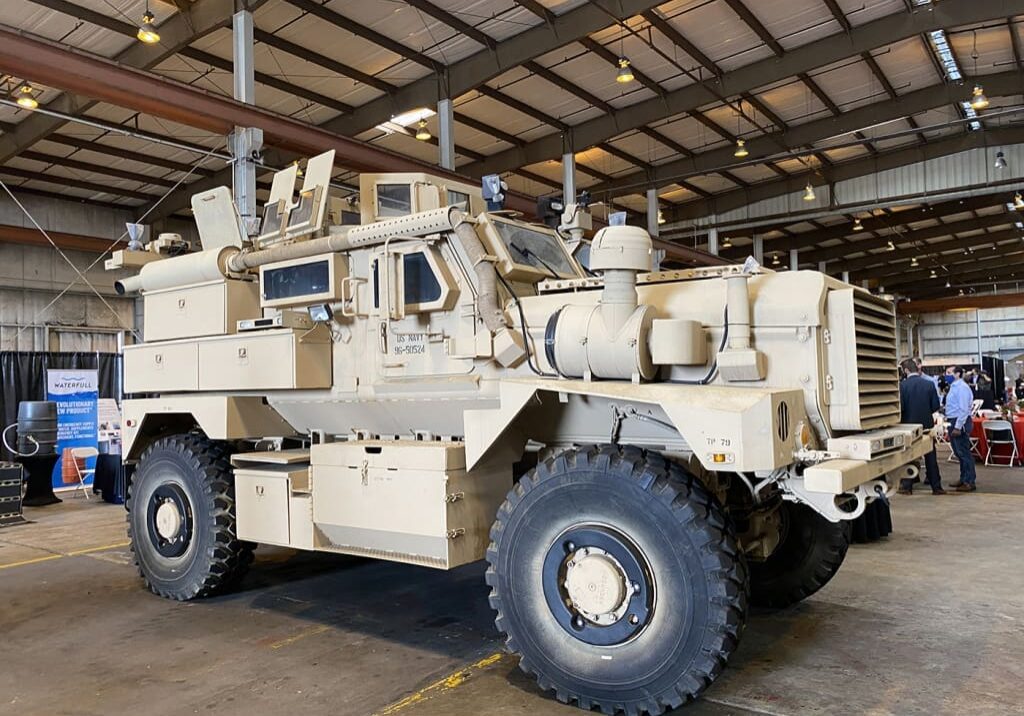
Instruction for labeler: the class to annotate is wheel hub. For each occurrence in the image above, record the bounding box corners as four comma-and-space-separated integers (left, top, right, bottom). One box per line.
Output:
154, 500, 183, 540
563, 547, 633, 625
542, 526, 654, 646
146, 483, 193, 558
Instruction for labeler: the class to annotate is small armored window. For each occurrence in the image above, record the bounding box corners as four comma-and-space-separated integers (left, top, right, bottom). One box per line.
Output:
376, 183, 412, 218
372, 251, 445, 310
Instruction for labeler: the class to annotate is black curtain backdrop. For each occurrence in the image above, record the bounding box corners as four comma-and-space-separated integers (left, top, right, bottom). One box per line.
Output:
0, 351, 122, 461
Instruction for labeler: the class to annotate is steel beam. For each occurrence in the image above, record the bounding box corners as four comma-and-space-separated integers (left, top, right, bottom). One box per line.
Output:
0, 223, 120, 252
590, 70, 1021, 201
853, 229, 1023, 281
303, 0, 667, 137
460, 1, 1014, 179
669, 126, 1024, 222
0, 0, 263, 164
897, 292, 1024, 314
0, 166, 159, 201
0, 27, 542, 215
835, 221, 1018, 273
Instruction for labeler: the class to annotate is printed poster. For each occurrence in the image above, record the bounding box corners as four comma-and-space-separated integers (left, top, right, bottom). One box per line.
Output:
46, 369, 99, 489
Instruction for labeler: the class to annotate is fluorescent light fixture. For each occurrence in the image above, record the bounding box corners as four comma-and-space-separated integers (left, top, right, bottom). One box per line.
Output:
376, 107, 435, 135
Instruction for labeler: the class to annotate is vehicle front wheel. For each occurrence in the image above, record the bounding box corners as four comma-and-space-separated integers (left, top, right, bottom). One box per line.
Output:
748, 501, 850, 608
486, 445, 748, 715
127, 434, 253, 600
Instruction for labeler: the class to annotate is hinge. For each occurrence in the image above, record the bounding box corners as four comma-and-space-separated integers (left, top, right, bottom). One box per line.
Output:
825, 375, 835, 390
446, 528, 466, 539
444, 491, 465, 503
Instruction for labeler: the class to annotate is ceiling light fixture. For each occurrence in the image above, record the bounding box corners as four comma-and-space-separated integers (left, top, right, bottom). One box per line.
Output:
886, 240, 896, 251
721, 236, 733, 249
657, 210, 665, 225
415, 119, 431, 141
910, 256, 919, 267
930, 269, 937, 278
946, 280, 952, 288
137, 6, 160, 44
969, 84, 989, 110
802, 182, 816, 202
771, 252, 781, 266
853, 217, 864, 231
15, 85, 38, 110
734, 138, 748, 158
616, 57, 634, 84
995, 151, 1008, 169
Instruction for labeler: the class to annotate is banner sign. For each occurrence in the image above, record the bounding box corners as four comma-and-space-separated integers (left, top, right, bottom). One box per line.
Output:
46, 369, 99, 489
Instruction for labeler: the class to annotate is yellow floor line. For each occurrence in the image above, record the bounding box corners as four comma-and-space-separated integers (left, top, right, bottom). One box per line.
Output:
0, 553, 64, 570
375, 652, 505, 715
268, 624, 331, 650
0, 540, 130, 570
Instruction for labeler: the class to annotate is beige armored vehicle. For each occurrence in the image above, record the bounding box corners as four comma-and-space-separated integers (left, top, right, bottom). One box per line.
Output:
113, 151, 929, 714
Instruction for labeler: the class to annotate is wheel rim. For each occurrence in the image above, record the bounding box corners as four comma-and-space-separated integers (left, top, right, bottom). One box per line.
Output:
146, 483, 193, 558
542, 525, 655, 646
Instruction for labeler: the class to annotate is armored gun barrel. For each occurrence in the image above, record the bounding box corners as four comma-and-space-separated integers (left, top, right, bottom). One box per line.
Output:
114, 246, 240, 294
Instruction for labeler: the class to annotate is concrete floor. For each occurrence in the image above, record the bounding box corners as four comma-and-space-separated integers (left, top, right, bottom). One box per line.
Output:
2, 463, 1023, 716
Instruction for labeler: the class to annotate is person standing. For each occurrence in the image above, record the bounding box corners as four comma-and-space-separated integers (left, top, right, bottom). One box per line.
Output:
946, 366, 978, 492
898, 359, 946, 495
914, 356, 942, 398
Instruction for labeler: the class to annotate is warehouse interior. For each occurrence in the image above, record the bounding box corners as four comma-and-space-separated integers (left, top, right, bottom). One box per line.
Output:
1, 1, 1023, 715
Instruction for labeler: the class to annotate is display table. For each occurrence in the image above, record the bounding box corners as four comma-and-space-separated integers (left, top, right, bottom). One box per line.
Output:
93, 453, 125, 504
970, 416, 1024, 465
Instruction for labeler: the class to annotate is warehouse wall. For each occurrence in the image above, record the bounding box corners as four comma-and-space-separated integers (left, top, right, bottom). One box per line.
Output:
0, 193, 199, 352
919, 306, 1024, 380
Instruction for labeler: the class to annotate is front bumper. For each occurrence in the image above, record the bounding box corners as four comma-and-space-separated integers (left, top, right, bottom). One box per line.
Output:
803, 424, 934, 494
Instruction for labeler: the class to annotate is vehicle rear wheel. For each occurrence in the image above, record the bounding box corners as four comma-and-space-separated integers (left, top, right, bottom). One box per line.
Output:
748, 501, 850, 608
486, 445, 747, 715
127, 434, 253, 600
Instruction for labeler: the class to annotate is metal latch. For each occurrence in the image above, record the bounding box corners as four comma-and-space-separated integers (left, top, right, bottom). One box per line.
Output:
445, 491, 465, 503
446, 528, 465, 540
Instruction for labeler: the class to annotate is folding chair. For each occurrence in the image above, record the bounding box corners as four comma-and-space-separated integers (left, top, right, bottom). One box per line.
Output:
971, 399, 984, 417
982, 420, 1019, 466
69, 446, 98, 500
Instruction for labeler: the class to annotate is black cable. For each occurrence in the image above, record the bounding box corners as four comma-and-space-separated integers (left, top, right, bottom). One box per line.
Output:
666, 305, 729, 386
510, 242, 559, 280
495, 272, 557, 377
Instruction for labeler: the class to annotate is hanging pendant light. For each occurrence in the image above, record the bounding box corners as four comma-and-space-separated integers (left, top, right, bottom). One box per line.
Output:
886, 240, 896, 251
910, 256, 919, 267
771, 252, 781, 266
853, 217, 864, 231
657, 210, 666, 225
721, 236, 733, 249
994, 151, 1008, 170
415, 119, 431, 141
802, 182, 816, 202
616, 57, 634, 84
15, 85, 38, 110
946, 279, 952, 288
930, 269, 937, 278
734, 138, 748, 158
137, 5, 160, 44
969, 85, 989, 110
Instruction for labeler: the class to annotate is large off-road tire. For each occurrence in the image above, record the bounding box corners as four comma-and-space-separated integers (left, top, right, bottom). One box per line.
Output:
486, 445, 748, 716
851, 497, 893, 543
748, 501, 850, 608
127, 434, 253, 600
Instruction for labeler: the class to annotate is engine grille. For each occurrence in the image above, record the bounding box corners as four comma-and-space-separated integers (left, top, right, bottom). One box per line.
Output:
852, 294, 900, 429
825, 288, 901, 432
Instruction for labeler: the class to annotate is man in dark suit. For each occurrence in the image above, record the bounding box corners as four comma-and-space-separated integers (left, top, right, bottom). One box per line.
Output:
899, 358, 946, 495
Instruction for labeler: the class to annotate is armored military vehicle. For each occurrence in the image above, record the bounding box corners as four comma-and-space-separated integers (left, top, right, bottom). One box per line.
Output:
112, 152, 929, 714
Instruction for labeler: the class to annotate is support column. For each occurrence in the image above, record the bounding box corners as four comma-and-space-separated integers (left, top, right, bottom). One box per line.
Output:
646, 189, 659, 237
562, 151, 576, 203
437, 97, 455, 171
706, 214, 718, 255
818, 260, 827, 275
789, 249, 798, 272
842, 270, 850, 283
752, 236, 763, 264
230, 9, 262, 236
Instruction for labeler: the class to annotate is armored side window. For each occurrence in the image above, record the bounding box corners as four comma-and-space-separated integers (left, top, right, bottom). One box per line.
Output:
376, 183, 412, 218
372, 248, 454, 314
446, 189, 469, 210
